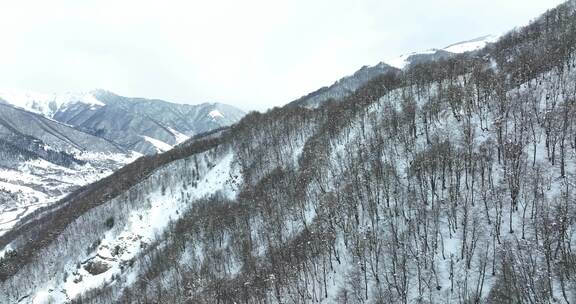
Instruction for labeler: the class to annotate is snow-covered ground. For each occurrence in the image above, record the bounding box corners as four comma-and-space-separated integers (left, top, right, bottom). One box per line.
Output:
0, 152, 139, 236
208, 109, 224, 119
141, 135, 173, 153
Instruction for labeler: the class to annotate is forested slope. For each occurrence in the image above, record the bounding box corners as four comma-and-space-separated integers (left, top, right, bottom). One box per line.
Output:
2, 1, 576, 303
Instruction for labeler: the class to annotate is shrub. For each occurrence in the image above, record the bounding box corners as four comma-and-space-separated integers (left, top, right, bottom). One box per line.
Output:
105, 217, 115, 229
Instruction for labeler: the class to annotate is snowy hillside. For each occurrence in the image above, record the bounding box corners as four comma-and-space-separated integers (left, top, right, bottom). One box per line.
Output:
27, 147, 239, 303
2, 1, 576, 303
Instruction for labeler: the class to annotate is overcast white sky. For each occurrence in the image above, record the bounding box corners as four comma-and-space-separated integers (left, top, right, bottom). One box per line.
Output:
0, 0, 565, 111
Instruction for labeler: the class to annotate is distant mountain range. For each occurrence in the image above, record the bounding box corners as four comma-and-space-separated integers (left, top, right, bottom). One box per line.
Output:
0, 89, 245, 154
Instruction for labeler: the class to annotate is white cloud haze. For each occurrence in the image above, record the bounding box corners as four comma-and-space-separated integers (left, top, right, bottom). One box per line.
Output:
0, 0, 564, 111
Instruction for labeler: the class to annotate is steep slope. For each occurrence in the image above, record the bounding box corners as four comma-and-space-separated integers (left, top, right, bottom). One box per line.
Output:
2, 1, 576, 303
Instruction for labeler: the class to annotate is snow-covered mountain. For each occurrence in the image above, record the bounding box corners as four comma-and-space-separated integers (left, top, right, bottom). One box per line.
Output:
0, 89, 105, 118
0, 89, 245, 154
291, 34, 499, 109
2, 1, 576, 303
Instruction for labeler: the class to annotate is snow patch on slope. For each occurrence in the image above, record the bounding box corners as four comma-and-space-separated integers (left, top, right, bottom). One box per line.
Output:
141, 136, 173, 153
167, 127, 190, 145
443, 34, 500, 53
208, 110, 224, 119
386, 49, 438, 69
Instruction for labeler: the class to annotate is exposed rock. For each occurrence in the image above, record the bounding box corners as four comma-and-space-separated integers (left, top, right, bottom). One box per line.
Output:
84, 260, 111, 275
